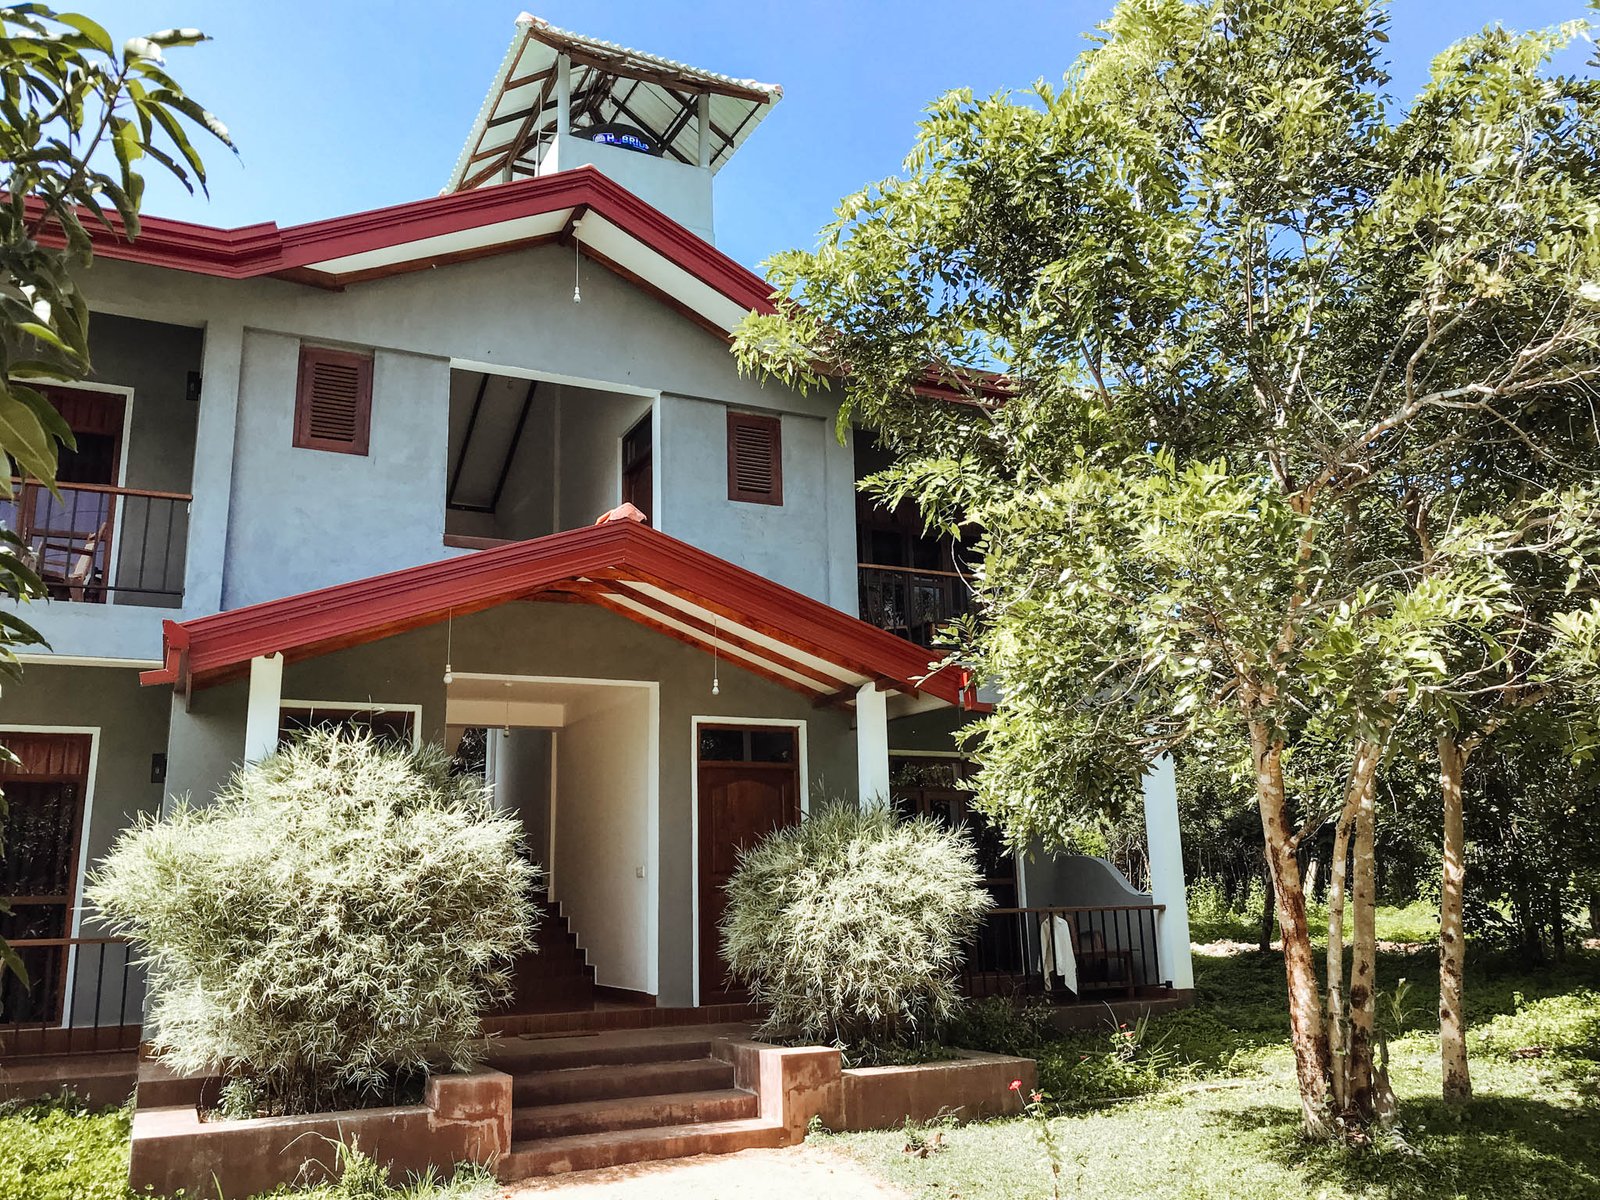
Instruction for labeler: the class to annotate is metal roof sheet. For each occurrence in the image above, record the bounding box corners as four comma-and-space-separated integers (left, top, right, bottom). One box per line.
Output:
447, 13, 781, 193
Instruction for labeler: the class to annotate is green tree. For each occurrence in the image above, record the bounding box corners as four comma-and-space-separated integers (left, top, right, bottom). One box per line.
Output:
736, 0, 1600, 1138
0, 5, 232, 979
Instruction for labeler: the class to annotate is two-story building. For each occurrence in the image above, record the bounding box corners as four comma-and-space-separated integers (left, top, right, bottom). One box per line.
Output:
0, 15, 1191, 1046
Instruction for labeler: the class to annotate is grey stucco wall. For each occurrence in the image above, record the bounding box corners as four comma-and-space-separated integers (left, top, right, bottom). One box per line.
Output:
23, 240, 856, 663
161, 602, 861, 1007
225, 333, 451, 609
656, 393, 857, 608
555, 385, 652, 530
88, 312, 204, 495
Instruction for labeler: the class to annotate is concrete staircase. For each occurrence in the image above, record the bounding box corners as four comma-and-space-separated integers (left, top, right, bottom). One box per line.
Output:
500, 899, 596, 1013
487, 1027, 784, 1179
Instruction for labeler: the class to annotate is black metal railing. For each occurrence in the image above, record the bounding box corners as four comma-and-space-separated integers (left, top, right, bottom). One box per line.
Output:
0, 936, 142, 1058
2, 479, 189, 606
960, 905, 1166, 1004
857, 563, 975, 647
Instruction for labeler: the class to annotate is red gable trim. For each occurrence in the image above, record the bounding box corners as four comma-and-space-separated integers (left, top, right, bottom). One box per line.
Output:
140, 521, 978, 710
36, 167, 776, 313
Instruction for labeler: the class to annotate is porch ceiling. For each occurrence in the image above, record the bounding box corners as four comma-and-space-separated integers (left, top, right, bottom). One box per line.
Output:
141, 511, 981, 714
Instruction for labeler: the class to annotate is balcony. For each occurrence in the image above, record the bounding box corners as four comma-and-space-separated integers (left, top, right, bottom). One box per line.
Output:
3, 479, 190, 607
857, 562, 975, 647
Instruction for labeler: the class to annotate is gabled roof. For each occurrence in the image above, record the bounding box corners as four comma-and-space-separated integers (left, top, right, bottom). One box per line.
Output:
142, 511, 982, 716
49, 167, 776, 335
447, 13, 781, 192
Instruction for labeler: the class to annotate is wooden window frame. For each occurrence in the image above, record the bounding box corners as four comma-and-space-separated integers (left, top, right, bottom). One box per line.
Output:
294, 346, 373, 456
726, 411, 782, 506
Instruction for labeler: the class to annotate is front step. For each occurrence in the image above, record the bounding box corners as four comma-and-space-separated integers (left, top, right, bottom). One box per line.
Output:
498, 1116, 786, 1179
492, 1027, 781, 1180
513, 1056, 734, 1106
513, 1087, 758, 1139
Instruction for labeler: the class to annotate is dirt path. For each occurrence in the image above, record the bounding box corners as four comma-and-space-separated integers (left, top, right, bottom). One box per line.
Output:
500, 1144, 907, 1199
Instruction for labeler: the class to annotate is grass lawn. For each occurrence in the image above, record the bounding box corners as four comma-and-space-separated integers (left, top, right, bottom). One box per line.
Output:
826, 940, 1600, 1200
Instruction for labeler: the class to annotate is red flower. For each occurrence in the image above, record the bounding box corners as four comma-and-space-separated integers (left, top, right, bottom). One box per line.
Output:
1031, 1091, 1044, 1104
1008, 1078, 1023, 1092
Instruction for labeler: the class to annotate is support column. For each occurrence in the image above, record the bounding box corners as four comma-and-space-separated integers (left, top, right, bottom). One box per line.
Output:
1142, 753, 1194, 990
243, 653, 283, 763
856, 682, 890, 808
555, 53, 571, 137
697, 93, 712, 168
182, 321, 245, 615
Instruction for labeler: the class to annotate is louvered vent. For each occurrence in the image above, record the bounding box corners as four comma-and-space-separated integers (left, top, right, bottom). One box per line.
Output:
294, 347, 372, 455
726, 411, 782, 505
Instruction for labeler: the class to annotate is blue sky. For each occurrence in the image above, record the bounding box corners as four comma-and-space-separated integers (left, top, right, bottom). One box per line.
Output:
112, 1, 1595, 273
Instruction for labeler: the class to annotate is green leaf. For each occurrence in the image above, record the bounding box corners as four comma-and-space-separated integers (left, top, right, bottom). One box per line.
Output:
54, 12, 115, 56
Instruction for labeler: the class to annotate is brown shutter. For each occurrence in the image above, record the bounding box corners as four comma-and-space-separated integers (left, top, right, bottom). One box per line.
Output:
726, 411, 782, 505
294, 346, 372, 455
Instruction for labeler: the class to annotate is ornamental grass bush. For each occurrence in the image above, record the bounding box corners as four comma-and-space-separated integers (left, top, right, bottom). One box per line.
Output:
88, 729, 538, 1116
720, 800, 991, 1060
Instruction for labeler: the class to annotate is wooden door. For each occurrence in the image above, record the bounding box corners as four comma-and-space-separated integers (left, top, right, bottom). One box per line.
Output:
0, 731, 93, 1025
697, 724, 800, 1002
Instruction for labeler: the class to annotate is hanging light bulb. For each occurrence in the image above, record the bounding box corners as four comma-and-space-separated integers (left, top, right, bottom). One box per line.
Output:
572, 236, 582, 304
502, 680, 513, 738
711, 618, 720, 696
442, 609, 454, 684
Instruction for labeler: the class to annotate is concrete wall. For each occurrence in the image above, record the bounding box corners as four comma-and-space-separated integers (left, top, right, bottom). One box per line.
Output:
161, 602, 860, 1006
553, 134, 715, 242
491, 729, 553, 868
20, 241, 855, 665
555, 386, 652, 530
225, 332, 450, 609
657, 393, 856, 609
552, 686, 653, 992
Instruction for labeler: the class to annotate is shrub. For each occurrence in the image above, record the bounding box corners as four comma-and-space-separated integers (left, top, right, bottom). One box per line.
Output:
943, 995, 1057, 1056
89, 730, 538, 1115
0, 1094, 131, 1200
720, 800, 991, 1058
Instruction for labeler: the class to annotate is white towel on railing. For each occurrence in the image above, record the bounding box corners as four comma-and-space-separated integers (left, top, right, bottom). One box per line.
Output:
1039, 914, 1078, 994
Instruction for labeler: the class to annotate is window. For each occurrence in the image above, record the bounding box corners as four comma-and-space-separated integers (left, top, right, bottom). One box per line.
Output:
294, 346, 372, 455
278, 703, 417, 749
726, 411, 782, 505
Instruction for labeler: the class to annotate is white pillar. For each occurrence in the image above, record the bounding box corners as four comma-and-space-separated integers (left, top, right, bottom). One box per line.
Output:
697, 93, 712, 168
856, 682, 890, 808
555, 53, 571, 136
243, 653, 283, 763
1142, 753, 1194, 990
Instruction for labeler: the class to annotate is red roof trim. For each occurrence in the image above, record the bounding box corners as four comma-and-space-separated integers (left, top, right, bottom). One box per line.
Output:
36, 167, 776, 313
140, 521, 978, 710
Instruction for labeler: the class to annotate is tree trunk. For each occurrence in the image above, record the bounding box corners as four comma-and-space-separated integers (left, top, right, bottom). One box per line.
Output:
1259, 851, 1276, 952
1325, 741, 1375, 1116
1438, 733, 1471, 1104
1589, 891, 1599, 937
1248, 718, 1333, 1138
1551, 882, 1567, 962
1345, 755, 1382, 1130
1304, 855, 1322, 905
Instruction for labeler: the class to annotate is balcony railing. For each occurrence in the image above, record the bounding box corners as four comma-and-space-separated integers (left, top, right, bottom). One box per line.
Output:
960, 904, 1166, 1004
857, 562, 975, 647
2, 479, 189, 606
0, 936, 142, 1059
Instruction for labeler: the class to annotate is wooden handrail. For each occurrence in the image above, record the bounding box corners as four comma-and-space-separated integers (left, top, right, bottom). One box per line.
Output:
8, 477, 192, 502
4, 936, 130, 948
857, 561, 966, 580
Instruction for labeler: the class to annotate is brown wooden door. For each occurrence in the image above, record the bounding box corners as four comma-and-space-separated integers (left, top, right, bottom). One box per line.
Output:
0, 731, 92, 1025
697, 725, 800, 1002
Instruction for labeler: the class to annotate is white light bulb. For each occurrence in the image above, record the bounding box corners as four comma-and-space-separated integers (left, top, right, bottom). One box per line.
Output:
572, 284, 582, 303
443, 665, 453, 684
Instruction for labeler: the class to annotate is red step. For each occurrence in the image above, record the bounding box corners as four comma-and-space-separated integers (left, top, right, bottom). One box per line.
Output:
513, 1087, 758, 1139
512, 1056, 734, 1106
497, 1117, 786, 1179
